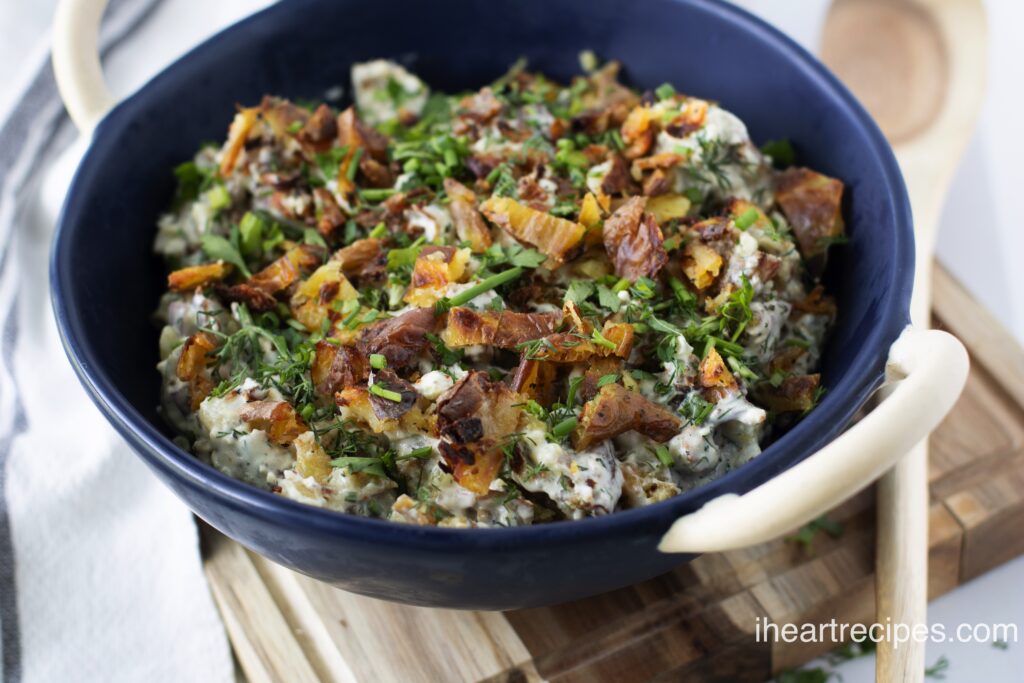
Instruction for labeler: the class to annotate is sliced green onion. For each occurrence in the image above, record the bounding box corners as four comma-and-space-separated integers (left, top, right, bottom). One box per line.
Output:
346, 147, 364, 182
591, 329, 617, 350
207, 184, 231, 212
734, 207, 760, 230
655, 83, 676, 100
369, 383, 402, 402
368, 222, 388, 239
612, 277, 631, 293
550, 416, 578, 440
436, 267, 524, 314
369, 353, 387, 370
403, 446, 433, 460
654, 445, 674, 467
359, 188, 397, 202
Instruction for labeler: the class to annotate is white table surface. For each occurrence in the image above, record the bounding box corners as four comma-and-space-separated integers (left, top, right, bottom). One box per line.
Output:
2, 0, 1020, 680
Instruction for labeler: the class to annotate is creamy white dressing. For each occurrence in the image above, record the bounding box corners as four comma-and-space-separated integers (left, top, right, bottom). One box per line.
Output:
351, 60, 428, 126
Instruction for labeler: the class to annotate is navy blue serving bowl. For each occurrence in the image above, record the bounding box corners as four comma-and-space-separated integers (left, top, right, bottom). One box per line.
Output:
51, 0, 912, 609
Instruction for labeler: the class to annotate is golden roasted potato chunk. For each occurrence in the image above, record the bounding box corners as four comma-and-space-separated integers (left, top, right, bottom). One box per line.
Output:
168, 262, 232, 293
508, 356, 559, 406
293, 431, 332, 483
444, 179, 492, 253
335, 386, 430, 435
646, 194, 692, 223
239, 400, 308, 445
699, 347, 738, 391
603, 196, 668, 281
530, 322, 634, 363
310, 341, 368, 398
404, 246, 470, 307
290, 261, 359, 331
573, 383, 682, 450
176, 331, 218, 410
480, 196, 586, 266
774, 167, 845, 260
333, 238, 384, 278
682, 240, 723, 291
441, 308, 561, 349
751, 374, 821, 412
435, 371, 523, 495
219, 107, 258, 176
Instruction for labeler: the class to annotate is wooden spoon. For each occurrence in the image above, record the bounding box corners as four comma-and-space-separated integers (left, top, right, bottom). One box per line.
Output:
820, 0, 987, 680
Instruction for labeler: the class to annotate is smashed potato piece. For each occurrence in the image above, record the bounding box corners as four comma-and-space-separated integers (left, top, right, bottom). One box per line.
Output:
219, 107, 258, 176
578, 357, 624, 403
239, 400, 307, 445
573, 383, 681, 450
682, 240, 723, 291
168, 262, 233, 293
404, 246, 471, 307
294, 431, 332, 483
290, 261, 359, 331
436, 371, 523, 495
699, 347, 738, 390
480, 196, 586, 265
176, 331, 218, 410
249, 243, 324, 295
356, 307, 438, 370
774, 168, 845, 260
603, 196, 668, 281
646, 194, 692, 224
751, 374, 821, 412
333, 238, 384, 278
444, 179, 492, 252
621, 105, 655, 159
442, 308, 561, 349
509, 356, 559, 406
335, 386, 430, 435
532, 322, 634, 363
311, 341, 368, 398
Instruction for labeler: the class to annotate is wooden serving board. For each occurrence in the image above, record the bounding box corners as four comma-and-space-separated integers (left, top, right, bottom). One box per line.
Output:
200, 264, 1024, 683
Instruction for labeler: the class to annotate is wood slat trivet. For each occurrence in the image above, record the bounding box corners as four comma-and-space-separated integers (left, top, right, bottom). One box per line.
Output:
201, 264, 1024, 682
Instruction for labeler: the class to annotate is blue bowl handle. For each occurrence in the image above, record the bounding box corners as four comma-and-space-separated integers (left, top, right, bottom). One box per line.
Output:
659, 326, 968, 553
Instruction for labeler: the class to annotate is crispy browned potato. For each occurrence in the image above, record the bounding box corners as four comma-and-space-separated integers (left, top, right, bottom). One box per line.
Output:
620, 105, 655, 160
531, 322, 634, 363
404, 246, 470, 307
290, 261, 359, 331
219, 107, 258, 176
356, 307, 439, 370
310, 341, 368, 398
699, 347, 737, 391
751, 374, 821, 412
294, 431, 332, 483
239, 400, 308, 445
367, 369, 419, 422
603, 196, 668, 281
508, 356, 559, 406
167, 262, 233, 292
249, 243, 324, 294
573, 383, 681, 450
176, 331, 219, 410
681, 240, 723, 291
441, 308, 561, 349
332, 238, 384, 279
436, 371, 523, 494
444, 178, 493, 252
577, 357, 624, 403
313, 187, 346, 239
774, 167, 845, 261
480, 196, 586, 266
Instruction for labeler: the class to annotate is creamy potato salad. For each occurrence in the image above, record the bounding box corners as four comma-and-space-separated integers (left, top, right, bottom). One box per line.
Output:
155, 57, 845, 527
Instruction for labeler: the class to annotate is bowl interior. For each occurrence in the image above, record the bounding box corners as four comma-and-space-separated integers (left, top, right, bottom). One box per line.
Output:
53, 0, 911, 533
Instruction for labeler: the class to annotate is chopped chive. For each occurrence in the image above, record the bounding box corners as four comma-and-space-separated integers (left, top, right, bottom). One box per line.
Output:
612, 277, 631, 293
591, 329, 617, 350
654, 445, 674, 467
655, 83, 676, 100
369, 353, 387, 370
207, 184, 231, 212
436, 267, 524, 314
346, 147, 364, 182
369, 383, 402, 402
359, 188, 397, 202
550, 416, 578, 440
734, 207, 759, 230
369, 222, 388, 239
403, 446, 433, 460
785, 337, 811, 349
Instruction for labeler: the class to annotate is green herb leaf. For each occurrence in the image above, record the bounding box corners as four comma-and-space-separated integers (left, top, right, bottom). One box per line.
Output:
200, 233, 251, 278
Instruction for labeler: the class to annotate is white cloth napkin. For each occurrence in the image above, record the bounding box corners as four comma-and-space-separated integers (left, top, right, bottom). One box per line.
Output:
0, 1, 827, 681
0, 0, 271, 680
